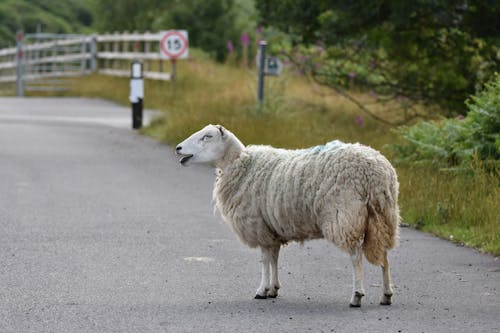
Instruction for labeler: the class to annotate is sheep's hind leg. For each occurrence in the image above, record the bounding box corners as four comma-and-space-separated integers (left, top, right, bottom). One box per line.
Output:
349, 242, 365, 307
380, 250, 393, 305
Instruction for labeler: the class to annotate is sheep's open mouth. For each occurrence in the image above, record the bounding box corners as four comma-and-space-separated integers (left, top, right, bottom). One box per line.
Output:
179, 154, 194, 166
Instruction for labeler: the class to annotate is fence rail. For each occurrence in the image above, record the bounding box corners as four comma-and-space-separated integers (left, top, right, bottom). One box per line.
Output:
0, 31, 172, 95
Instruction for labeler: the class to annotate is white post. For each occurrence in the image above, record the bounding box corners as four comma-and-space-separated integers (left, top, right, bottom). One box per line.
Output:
130, 60, 144, 129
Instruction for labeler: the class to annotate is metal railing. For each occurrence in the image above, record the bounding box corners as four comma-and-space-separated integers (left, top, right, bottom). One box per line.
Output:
0, 31, 172, 96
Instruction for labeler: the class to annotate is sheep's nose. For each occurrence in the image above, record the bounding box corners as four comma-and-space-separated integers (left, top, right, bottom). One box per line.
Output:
176, 146, 182, 152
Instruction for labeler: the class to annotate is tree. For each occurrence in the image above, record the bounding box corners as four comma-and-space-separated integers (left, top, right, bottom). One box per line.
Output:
93, 0, 241, 62
92, 0, 166, 33
153, 0, 239, 62
0, 0, 94, 48
256, 0, 500, 122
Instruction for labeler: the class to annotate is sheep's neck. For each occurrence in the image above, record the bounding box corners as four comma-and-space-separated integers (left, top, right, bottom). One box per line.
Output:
216, 135, 244, 173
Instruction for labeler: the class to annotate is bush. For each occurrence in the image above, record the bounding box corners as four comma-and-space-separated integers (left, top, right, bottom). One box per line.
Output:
391, 73, 500, 170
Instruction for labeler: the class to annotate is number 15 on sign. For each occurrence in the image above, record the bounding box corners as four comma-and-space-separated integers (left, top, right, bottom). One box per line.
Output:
160, 30, 189, 60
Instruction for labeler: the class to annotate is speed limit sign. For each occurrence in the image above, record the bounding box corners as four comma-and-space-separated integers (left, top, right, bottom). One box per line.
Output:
160, 30, 189, 60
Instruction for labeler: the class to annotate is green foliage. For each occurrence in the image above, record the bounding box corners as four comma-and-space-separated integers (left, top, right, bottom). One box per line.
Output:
392, 74, 500, 169
92, 0, 167, 33
154, 0, 239, 62
93, 0, 257, 62
256, 0, 500, 114
0, 0, 94, 48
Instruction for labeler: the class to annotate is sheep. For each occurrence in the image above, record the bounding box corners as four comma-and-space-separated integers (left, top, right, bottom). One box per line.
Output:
175, 124, 400, 307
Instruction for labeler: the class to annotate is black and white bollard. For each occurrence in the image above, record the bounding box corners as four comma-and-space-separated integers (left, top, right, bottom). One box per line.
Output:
130, 60, 144, 129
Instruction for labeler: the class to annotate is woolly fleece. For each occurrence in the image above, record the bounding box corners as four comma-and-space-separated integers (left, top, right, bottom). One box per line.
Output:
213, 141, 400, 265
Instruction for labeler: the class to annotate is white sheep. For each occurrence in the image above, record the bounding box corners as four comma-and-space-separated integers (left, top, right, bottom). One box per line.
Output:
176, 124, 400, 307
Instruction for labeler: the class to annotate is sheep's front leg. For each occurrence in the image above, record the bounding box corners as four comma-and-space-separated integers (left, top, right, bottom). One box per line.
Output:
255, 247, 271, 299
380, 250, 393, 305
349, 243, 365, 307
255, 245, 281, 299
267, 245, 281, 298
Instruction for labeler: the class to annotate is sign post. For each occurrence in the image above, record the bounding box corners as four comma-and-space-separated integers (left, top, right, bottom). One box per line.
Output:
256, 41, 283, 111
257, 41, 267, 111
159, 30, 189, 84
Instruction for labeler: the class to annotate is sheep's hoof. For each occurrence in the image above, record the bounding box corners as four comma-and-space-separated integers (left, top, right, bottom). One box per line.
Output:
254, 294, 267, 300
349, 291, 364, 308
380, 294, 392, 306
267, 293, 278, 299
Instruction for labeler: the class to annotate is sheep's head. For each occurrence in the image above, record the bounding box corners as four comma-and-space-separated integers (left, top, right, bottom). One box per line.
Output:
175, 124, 229, 166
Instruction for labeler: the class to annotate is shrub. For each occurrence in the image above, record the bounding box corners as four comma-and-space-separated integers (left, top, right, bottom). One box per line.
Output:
391, 73, 500, 170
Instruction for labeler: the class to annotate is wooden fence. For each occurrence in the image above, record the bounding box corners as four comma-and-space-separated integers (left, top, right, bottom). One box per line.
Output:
0, 32, 172, 95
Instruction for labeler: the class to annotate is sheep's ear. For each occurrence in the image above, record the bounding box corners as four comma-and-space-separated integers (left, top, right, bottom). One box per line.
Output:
215, 125, 226, 138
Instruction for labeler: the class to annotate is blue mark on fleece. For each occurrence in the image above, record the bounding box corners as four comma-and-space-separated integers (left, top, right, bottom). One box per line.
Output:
309, 140, 344, 153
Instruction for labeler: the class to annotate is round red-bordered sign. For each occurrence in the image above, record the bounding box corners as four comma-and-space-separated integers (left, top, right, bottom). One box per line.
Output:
160, 31, 188, 59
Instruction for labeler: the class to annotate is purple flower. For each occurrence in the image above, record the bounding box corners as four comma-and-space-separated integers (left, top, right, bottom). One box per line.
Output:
256, 25, 263, 34
370, 59, 376, 70
227, 41, 234, 53
348, 71, 356, 80
241, 33, 249, 46
456, 115, 465, 120
355, 115, 364, 127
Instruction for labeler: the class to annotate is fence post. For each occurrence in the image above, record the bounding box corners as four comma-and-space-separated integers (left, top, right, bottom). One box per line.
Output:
16, 30, 24, 97
113, 31, 119, 69
51, 40, 57, 73
90, 34, 97, 72
102, 33, 108, 70
80, 37, 86, 73
144, 31, 151, 71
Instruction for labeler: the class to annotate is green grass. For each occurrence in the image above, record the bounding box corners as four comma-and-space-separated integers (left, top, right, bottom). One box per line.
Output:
398, 164, 499, 254
27, 53, 500, 256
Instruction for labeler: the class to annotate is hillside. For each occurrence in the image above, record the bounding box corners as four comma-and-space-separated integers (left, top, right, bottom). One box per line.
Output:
0, 0, 94, 48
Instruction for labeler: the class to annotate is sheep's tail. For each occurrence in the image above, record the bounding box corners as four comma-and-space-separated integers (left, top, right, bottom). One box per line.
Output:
362, 184, 400, 266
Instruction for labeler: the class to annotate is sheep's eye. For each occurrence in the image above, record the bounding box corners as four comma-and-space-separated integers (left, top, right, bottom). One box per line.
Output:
201, 134, 213, 141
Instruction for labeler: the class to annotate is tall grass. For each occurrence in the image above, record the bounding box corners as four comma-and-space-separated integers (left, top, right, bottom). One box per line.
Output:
61, 54, 500, 256
398, 163, 499, 254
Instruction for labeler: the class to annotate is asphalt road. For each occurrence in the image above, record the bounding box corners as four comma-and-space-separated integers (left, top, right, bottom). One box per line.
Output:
0, 97, 498, 333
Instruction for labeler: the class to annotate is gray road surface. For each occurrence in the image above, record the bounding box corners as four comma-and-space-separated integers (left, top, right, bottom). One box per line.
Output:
0, 97, 498, 333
